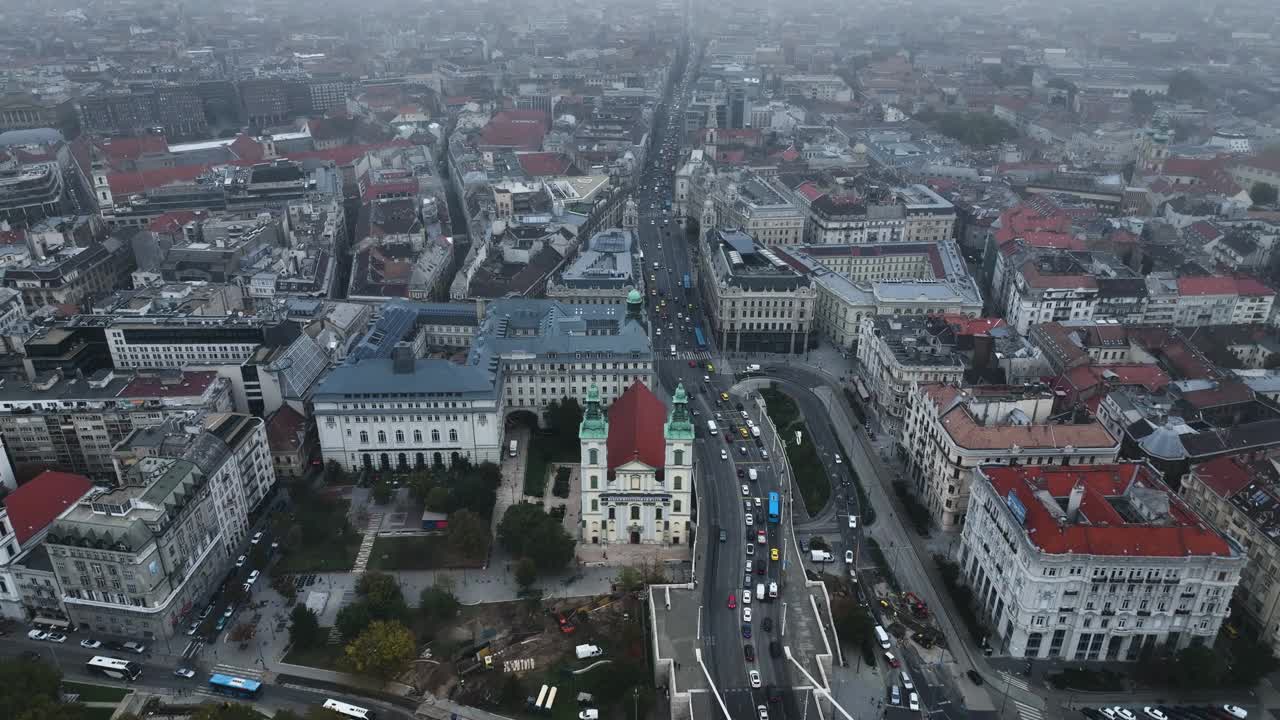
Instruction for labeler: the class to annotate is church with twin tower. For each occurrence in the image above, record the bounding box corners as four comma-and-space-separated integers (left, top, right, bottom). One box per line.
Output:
578, 379, 695, 546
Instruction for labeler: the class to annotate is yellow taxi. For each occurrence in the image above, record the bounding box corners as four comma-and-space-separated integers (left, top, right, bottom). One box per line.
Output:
739, 427, 750, 438
770, 548, 779, 561
720, 392, 730, 402
706, 363, 715, 372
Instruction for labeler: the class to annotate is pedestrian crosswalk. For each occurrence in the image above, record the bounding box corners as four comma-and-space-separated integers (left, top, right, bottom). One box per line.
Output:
997, 670, 1030, 692
1012, 701, 1043, 720
210, 663, 265, 680
351, 512, 383, 575
670, 351, 713, 361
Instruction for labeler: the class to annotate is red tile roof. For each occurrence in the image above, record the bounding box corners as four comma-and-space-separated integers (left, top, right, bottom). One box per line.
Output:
938, 314, 1006, 336
1191, 454, 1256, 498
606, 381, 667, 472
795, 181, 825, 202
516, 152, 572, 177
98, 135, 170, 162
479, 110, 548, 150
146, 210, 199, 234
121, 370, 218, 398
2, 471, 92, 544
983, 463, 1232, 558
1177, 275, 1275, 297
1186, 220, 1223, 243
266, 405, 307, 453
107, 165, 208, 196
229, 135, 266, 163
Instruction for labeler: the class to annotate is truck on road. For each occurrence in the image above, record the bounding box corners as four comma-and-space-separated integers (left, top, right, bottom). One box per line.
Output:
809, 550, 834, 563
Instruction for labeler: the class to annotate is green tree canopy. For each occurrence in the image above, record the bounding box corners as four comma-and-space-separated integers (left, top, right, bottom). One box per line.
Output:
289, 603, 323, 650
343, 620, 417, 679
497, 503, 576, 571
1252, 182, 1278, 206
336, 601, 372, 642
1168, 70, 1207, 100
515, 556, 538, 588
446, 509, 489, 559
356, 570, 408, 621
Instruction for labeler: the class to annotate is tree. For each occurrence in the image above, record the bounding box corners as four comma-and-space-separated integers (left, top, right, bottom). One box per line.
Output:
426, 486, 451, 513
446, 509, 488, 560
497, 503, 576, 571
356, 571, 408, 621
419, 582, 461, 622
543, 397, 584, 454
323, 460, 346, 485
336, 601, 372, 642
343, 620, 416, 679
1252, 182, 1278, 206
514, 557, 538, 589
191, 705, 267, 720
372, 480, 393, 505
1168, 70, 1206, 100
616, 565, 644, 592
0, 657, 64, 720
289, 604, 322, 650
1129, 90, 1156, 118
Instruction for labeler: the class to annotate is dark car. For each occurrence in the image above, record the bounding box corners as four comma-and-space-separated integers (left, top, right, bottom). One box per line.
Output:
766, 686, 782, 704
719, 528, 727, 542
737, 468, 745, 479
966, 669, 984, 685
755, 559, 766, 575
725, 433, 734, 443
744, 574, 753, 589
742, 624, 752, 639
769, 641, 782, 658
744, 644, 756, 661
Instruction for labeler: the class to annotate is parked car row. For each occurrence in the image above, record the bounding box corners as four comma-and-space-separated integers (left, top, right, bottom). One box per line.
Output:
1082, 706, 1248, 720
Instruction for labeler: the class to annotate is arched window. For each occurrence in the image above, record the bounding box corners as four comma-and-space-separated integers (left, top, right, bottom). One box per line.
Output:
588, 448, 599, 465
449, 429, 458, 442
413, 429, 422, 443
431, 429, 441, 442
415, 453, 425, 468
397, 453, 408, 469
377, 430, 387, 443
395, 430, 405, 443
379, 453, 390, 470
433, 452, 443, 467
674, 449, 684, 465
359, 431, 369, 444
674, 499, 682, 513
362, 454, 373, 469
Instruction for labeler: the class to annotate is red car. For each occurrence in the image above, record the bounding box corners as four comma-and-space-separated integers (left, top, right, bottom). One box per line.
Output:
725, 433, 734, 443
688, 360, 697, 368
728, 593, 737, 610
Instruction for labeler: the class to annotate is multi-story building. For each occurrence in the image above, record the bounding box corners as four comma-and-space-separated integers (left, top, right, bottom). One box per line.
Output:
699, 229, 814, 354
312, 346, 502, 472
78, 86, 208, 138
1181, 451, 1280, 653
683, 165, 806, 246
902, 383, 1120, 528
958, 463, 1242, 660
0, 288, 25, 334
779, 74, 853, 102
44, 456, 229, 641
0, 368, 233, 482
577, 381, 694, 547
794, 183, 956, 246
855, 316, 966, 436
545, 228, 639, 305
1, 231, 132, 309
475, 297, 655, 410
0, 470, 93, 621
1000, 253, 1101, 334
777, 241, 984, 349
0, 153, 70, 224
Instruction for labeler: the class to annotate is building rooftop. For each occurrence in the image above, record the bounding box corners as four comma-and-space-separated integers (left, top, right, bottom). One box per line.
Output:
557, 228, 635, 289
866, 315, 967, 368
607, 381, 668, 473
709, 229, 810, 293
924, 383, 1118, 451
981, 463, 1235, 558
466, 299, 652, 375
2, 470, 93, 544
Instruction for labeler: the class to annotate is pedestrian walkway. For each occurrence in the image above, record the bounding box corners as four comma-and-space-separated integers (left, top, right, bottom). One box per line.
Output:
351, 512, 384, 575
211, 662, 265, 681
1012, 699, 1043, 720
996, 670, 1030, 692
673, 351, 713, 361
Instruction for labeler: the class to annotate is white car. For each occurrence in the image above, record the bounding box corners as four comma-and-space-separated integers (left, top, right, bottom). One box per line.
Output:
46, 633, 67, 643
849, 515, 858, 528
908, 693, 920, 711
173, 668, 196, 679
1142, 709, 1167, 720
745, 543, 755, 556
579, 711, 599, 720
749, 669, 761, 688
745, 561, 753, 573
1223, 707, 1248, 720
741, 484, 750, 496
745, 514, 755, 526
721, 449, 728, 461
844, 550, 854, 564
761, 449, 769, 459
246, 569, 260, 585
742, 590, 751, 605
80, 639, 102, 649
251, 531, 263, 545
834, 453, 842, 464
235, 555, 246, 568
757, 705, 769, 720
27, 629, 48, 641
743, 607, 752, 622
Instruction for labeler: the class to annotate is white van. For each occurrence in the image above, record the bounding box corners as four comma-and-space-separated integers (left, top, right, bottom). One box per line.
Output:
768, 582, 777, 599
508, 440, 518, 457
874, 625, 891, 649
669, 344, 677, 357
748, 468, 758, 481
755, 583, 765, 601
708, 420, 719, 433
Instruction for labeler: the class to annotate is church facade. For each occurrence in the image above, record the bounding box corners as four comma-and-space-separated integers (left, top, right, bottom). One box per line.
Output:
578, 381, 694, 546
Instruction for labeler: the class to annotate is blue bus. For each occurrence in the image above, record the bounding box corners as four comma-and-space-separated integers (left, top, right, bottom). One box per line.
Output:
208, 674, 262, 699
768, 492, 780, 524
693, 327, 707, 349
682, 273, 691, 291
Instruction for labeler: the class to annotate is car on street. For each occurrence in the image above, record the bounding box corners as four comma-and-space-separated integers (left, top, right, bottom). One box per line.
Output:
579, 711, 599, 720
908, 693, 920, 711
721, 449, 728, 461
744, 644, 755, 661
757, 705, 769, 720
762, 617, 773, 632
1143, 709, 1167, 720
743, 590, 751, 605
235, 555, 246, 567
246, 569, 260, 584
741, 484, 749, 496
174, 668, 196, 679
251, 531, 263, 545
1224, 707, 1249, 719
756, 529, 766, 544
728, 594, 736, 609
45, 633, 67, 643
890, 686, 901, 705
742, 623, 751, 639
769, 640, 782, 657
745, 513, 755, 525
121, 641, 145, 653
884, 652, 900, 668
27, 629, 47, 641
749, 670, 761, 688
737, 468, 744, 478
80, 639, 102, 649
834, 453, 842, 464
771, 547, 779, 561
743, 608, 752, 622
744, 574, 752, 589
186, 621, 200, 636
849, 515, 857, 528
719, 528, 727, 542
745, 543, 754, 556
223, 605, 235, 618
845, 550, 854, 564
761, 449, 769, 459
966, 669, 984, 685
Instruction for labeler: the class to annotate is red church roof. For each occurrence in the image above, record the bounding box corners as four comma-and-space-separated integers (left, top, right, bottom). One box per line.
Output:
2, 470, 92, 544
607, 382, 668, 472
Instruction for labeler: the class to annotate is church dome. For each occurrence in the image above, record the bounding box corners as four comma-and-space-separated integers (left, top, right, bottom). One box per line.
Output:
627, 288, 643, 304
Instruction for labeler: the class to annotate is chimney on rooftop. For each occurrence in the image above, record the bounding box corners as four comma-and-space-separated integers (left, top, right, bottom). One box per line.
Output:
392, 342, 415, 375
1067, 482, 1085, 523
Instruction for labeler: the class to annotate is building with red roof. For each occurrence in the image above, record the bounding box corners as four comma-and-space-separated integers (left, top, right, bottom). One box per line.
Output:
960, 462, 1242, 660
1, 470, 93, 545
478, 110, 548, 151
578, 381, 694, 547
